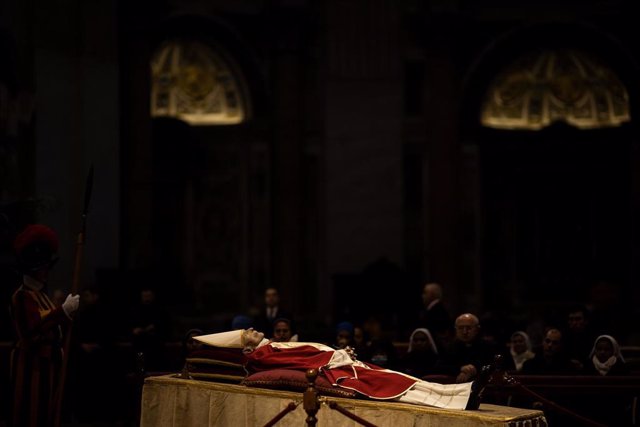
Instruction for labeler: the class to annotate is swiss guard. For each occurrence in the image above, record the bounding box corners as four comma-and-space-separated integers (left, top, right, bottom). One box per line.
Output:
10, 224, 79, 427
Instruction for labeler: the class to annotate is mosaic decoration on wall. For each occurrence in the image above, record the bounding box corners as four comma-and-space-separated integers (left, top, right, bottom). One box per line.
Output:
151, 40, 248, 125
481, 49, 630, 130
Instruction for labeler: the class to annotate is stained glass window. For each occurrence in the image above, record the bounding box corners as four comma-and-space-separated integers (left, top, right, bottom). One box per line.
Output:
151, 40, 249, 125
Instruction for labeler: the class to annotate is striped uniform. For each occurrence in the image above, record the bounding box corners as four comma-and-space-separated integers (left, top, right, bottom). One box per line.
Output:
10, 283, 69, 427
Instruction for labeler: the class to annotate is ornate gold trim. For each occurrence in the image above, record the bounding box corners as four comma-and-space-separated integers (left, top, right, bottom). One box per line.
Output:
481, 49, 630, 130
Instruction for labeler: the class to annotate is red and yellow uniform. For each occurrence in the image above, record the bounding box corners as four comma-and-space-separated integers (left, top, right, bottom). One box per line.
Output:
10, 279, 70, 427
10, 224, 68, 427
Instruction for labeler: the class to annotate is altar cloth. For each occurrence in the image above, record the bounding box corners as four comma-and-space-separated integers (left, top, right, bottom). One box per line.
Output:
140, 375, 547, 427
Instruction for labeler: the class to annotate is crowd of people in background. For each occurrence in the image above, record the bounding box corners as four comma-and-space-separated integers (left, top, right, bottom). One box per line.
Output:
221, 284, 634, 425
210, 283, 634, 384
64, 282, 635, 386
2, 224, 636, 425
43, 280, 627, 426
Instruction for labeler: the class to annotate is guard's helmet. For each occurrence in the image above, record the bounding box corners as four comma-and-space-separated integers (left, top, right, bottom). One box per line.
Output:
13, 224, 59, 272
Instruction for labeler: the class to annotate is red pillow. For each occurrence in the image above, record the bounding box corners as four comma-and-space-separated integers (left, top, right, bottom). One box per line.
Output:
242, 369, 357, 398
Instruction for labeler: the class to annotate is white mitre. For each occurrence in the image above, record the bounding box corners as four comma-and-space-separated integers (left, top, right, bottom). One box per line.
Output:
193, 330, 244, 348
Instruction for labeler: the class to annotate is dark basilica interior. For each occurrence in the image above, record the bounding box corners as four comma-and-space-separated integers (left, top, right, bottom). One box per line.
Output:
2, 0, 640, 425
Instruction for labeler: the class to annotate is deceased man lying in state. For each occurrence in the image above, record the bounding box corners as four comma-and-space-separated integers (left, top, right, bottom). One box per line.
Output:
194, 328, 492, 410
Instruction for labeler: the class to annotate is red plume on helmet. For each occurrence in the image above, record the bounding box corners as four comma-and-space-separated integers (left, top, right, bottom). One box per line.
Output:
13, 224, 60, 271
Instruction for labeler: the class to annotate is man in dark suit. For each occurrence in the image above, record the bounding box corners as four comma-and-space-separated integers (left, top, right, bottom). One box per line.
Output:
564, 305, 596, 367
437, 313, 497, 382
417, 282, 453, 350
254, 288, 292, 338
521, 328, 577, 375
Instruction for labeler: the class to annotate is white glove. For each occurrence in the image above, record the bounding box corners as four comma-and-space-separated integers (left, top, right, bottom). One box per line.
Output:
62, 294, 80, 318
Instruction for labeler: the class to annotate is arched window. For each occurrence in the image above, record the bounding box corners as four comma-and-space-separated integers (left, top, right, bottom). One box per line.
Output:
481, 49, 630, 130
150, 39, 250, 125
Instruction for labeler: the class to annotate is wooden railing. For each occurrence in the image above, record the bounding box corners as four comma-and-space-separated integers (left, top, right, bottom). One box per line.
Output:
489, 375, 639, 426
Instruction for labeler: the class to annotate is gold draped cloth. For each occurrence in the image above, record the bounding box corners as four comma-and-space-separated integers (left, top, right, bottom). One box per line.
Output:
141, 375, 547, 427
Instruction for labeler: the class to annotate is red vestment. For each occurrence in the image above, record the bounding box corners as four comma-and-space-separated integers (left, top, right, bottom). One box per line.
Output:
246, 343, 418, 399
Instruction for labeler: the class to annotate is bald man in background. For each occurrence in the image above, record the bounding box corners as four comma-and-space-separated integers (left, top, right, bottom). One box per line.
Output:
436, 313, 497, 383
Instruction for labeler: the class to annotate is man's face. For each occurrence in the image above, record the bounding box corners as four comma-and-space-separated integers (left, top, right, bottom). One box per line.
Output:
242, 328, 265, 349
421, 285, 436, 306
568, 311, 587, 332
543, 330, 562, 358
31, 267, 50, 283
455, 317, 479, 343
273, 321, 292, 342
265, 288, 279, 308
